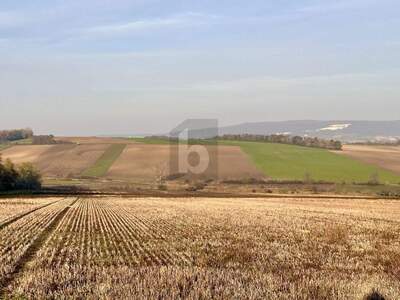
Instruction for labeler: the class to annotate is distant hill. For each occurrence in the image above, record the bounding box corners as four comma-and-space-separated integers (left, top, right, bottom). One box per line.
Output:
219, 120, 400, 142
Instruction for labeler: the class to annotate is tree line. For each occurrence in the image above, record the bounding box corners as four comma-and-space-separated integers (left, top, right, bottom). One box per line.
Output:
0, 156, 41, 191
217, 134, 343, 150
0, 128, 33, 142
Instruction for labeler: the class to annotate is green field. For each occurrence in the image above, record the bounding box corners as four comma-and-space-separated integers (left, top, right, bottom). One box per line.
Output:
219, 141, 400, 184
81, 144, 126, 177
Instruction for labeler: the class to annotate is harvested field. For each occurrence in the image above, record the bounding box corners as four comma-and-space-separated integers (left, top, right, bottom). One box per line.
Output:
0, 196, 398, 299
1, 144, 109, 178
107, 144, 263, 183
0, 198, 58, 226
339, 145, 400, 175
0, 198, 75, 291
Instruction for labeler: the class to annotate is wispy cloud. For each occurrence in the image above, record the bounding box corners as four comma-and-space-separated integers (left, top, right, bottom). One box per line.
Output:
84, 12, 219, 36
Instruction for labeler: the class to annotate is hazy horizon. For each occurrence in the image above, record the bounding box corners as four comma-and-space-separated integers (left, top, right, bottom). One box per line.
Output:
1, 0, 400, 135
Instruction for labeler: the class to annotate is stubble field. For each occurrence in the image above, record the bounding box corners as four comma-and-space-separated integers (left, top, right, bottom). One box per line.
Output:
0, 196, 399, 299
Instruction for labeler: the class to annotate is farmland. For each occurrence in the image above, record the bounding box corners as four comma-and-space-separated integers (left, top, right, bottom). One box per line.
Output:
0, 196, 399, 299
1, 137, 400, 188
82, 144, 127, 177
339, 145, 400, 175
107, 144, 263, 183
0, 144, 110, 178
220, 141, 400, 184
0, 198, 58, 226
0, 198, 75, 292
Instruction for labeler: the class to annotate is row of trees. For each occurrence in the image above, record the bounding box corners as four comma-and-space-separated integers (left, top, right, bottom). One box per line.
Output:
351, 139, 400, 146
0, 156, 41, 191
0, 128, 33, 142
218, 134, 343, 150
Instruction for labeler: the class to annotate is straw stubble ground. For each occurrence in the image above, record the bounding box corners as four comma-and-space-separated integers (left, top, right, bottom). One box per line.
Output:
0, 196, 399, 299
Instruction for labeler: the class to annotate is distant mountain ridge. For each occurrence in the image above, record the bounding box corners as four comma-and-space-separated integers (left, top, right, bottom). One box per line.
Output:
218, 120, 400, 142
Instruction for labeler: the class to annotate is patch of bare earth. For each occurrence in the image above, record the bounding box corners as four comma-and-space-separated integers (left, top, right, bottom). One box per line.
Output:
106, 144, 264, 183
337, 145, 400, 175
1, 144, 110, 178
106, 144, 170, 183
0, 145, 54, 165
35, 144, 110, 178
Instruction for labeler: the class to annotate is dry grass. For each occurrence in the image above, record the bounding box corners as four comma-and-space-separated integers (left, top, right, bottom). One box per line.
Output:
1, 196, 399, 299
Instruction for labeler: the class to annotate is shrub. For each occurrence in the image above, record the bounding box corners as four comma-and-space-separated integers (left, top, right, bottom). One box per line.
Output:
0, 156, 41, 191
157, 184, 168, 191
0, 158, 18, 190
364, 289, 385, 300
16, 162, 42, 190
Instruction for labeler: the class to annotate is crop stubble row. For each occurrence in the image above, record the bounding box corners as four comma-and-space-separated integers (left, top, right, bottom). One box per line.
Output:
1, 197, 400, 299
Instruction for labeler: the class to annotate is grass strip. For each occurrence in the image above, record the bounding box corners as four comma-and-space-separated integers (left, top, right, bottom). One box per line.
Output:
219, 140, 400, 184
81, 144, 126, 177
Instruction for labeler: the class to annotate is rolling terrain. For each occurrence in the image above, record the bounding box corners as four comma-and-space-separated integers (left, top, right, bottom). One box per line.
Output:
1, 137, 399, 185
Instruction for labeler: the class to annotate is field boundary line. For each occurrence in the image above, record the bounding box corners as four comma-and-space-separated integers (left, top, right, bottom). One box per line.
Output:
0, 197, 79, 297
0, 199, 63, 231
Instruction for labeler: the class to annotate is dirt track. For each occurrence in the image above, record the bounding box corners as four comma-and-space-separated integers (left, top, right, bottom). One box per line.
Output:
338, 145, 400, 175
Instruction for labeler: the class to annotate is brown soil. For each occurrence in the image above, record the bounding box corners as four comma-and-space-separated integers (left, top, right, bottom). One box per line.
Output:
0, 145, 54, 165
338, 145, 400, 175
107, 144, 264, 183
35, 144, 110, 177
1, 144, 109, 178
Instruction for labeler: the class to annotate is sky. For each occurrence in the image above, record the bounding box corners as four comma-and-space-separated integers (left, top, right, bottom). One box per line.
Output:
0, 0, 399, 135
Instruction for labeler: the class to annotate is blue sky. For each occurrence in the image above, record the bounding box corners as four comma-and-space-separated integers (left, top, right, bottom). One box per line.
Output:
1, 0, 399, 135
